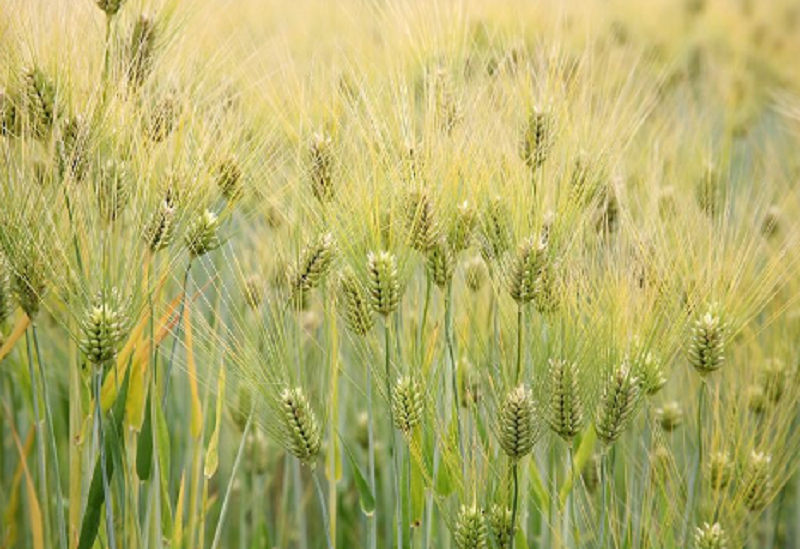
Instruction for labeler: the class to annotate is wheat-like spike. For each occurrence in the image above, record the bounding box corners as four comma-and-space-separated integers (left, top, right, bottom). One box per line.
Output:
487, 505, 513, 549
57, 115, 89, 181
427, 239, 455, 288
454, 504, 488, 549
96, 159, 131, 222
404, 188, 439, 252
97, 0, 126, 16
747, 384, 767, 415
595, 362, 641, 446
506, 235, 546, 304
708, 450, 734, 490
289, 232, 335, 304
143, 196, 177, 253
449, 200, 477, 253
185, 209, 222, 258
129, 14, 156, 88
79, 290, 129, 367
338, 267, 374, 336
9, 252, 47, 319
391, 375, 423, 433
760, 205, 782, 239
582, 452, 602, 494
243, 275, 265, 310
309, 131, 334, 202
688, 308, 726, 376
695, 162, 723, 218
464, 256, 487, 292
367, 250, 399, 317
22, 67, 56, 141
479, 196, 511, 263
520, 105, 556, 171
547, 358, 584, 442
0, 89, 20, 137
694, 522, 727, 549
655, 400, 684, 432
279, 387, 322, 466
0, 253, 11, 325
431, 66, 461, 134
741, 450, 772, 512
216, 156, 243, 201
634, 348, 667, 396
532, 260, 559, 314
147, 95, 179, 142
498, 384, 538, 460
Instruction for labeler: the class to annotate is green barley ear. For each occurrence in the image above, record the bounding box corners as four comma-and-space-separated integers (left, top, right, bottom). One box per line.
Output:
695, 162, 723, 217
498, 384, 538, 460
79, 289, 129, 367
367, 250, 400, 317
57, 115, 89, 181
338, 267, 374, 336
759, 358, 787, 404
454, 504, 488, 549
569, 151, 604, 206
243, 275, 265, 309
0, 89, 21, 137
708, 450, 734, 490
288, 232, 335, 305
532, 260, 559, 314
96, 159, 131, 222
10, 253, 47, 319
129, 14, 156, 88
215, 155, 243, 201
506, 235, 546, 304
488, 504, 513, 549
520, 105, 556, 171
449, 200, 477, 253
595, 183, 620, 235
184, 209, 221, 258
694, 522, 726, 549
595, 362, 641, 446
582, 452, 602, 494
309, 131, 334, 202
147, 94, 179, 142
688, 308, 726, 376
97, 0, 126, 16
427, 240, 455, 289
741, 450, 772, 512
391, 375, 423, 434
479, 196, 512, 263
746, 384, 767, 415
0, 254, 11, 324
655, 400, 683, 432
547, 358, 584, 443
22, 67, 57, 141
634, 348, 667, 396
464, 256, 487, 292
404, 188, 439, 252
143, 196, 177, 253
279, 387, 322, 466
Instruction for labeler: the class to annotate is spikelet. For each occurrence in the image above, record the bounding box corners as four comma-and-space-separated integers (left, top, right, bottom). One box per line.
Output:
696, 163, 723, 217
740, 451, 772, 512
367, 250, 399, 317
708, 450, 734, 490
569, 151, 604, 206
582, 452, 602, 494
0, 89, 20, 137
147, 95, 179, 142
760, 206, 781, 239
479, 196, 511, 263
498, 384, 538, 460
595, 362, 641, 446
185, 209, 221, 258
449, 200, 477, 253
694, 522, 726, 549
96, 159, 131, 222
338, 267, 374, 336
506, 235, 546, 304
391, 375, 423, 433
487, 505, 513, 549
143, 196, 177, 253
431, 66, 461, 134
454, 504, 488, 549
404, 188, 438, 252
747, 384, 767, 415
97, 0, 126, 16
688, 308, 726, 376
532, 260, 559, 314
309, 131, 334, 202
79, 290, 129, 367
427, 240, 455, 288
243, 275, 264, 309
547, 358, 584, 442
215, 156, 243, 201
288, 232, 335, 305
655, 401, 683, 432
633, 348, 667, 396
0, 254, 11, 324
128, 15, 156, 88
520, 105, 556, 171
464, 256, 487, 292
57, 115, 89, 181
10, 252, 47, 319
22, 67, 56, 141
595, 183, 620, 235
279, 387, 322, 466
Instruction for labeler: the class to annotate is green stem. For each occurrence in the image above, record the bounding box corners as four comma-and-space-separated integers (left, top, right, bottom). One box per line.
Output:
515, 305, 523, 383
211, 411, 252, 549
683, 380, 707, 543
94, 366, 117, 549
25, 329, 51, 548
444, 281, 464, 476
313, 470, 335, 549
510, 463, 519, 549
367, 363, 377, 549
32, 324, 67, 549
600, 450, 608, 549
385, 319, 401, 549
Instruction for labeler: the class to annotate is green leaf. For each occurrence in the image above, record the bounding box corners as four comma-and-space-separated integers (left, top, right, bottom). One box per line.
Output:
136, 394, 153, 480
559, 426, 597, 508
339, 434, 375, 516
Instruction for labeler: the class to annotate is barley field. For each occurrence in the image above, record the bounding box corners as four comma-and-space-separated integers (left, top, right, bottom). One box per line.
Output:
2, 0, 800, 547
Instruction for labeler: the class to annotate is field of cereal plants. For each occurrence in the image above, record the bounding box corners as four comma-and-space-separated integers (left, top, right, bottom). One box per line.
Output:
3, 0, 800, 547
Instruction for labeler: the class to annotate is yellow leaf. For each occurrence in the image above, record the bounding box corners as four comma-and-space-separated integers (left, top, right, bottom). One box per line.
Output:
5, 410, 44, 549
173, 471, 186, 548
185, 305, 203, 439
0, 313, 31, 362
2, 429, 34, 548
204, 364, 225, 479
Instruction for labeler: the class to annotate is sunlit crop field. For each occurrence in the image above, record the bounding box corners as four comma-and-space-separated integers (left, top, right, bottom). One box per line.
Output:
2, 0, 800, 547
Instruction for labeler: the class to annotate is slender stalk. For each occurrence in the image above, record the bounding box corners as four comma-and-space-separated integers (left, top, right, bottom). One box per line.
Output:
510, 464, 519, 549
683, 380, 707, 543
515, 305, 523, 383
162, 261, 192, 407
313, 470, 335, 549
564, 444, 575, 549
94, 366, 117, 549
418, 275, 432, 365
367, 364, 377, 549
444, 281, 464, 476
599, 450, 608, 549
385, 319, 401, 549
31, 324, 67, 549
25, 329, 51, 548
210, 411, 252, 549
